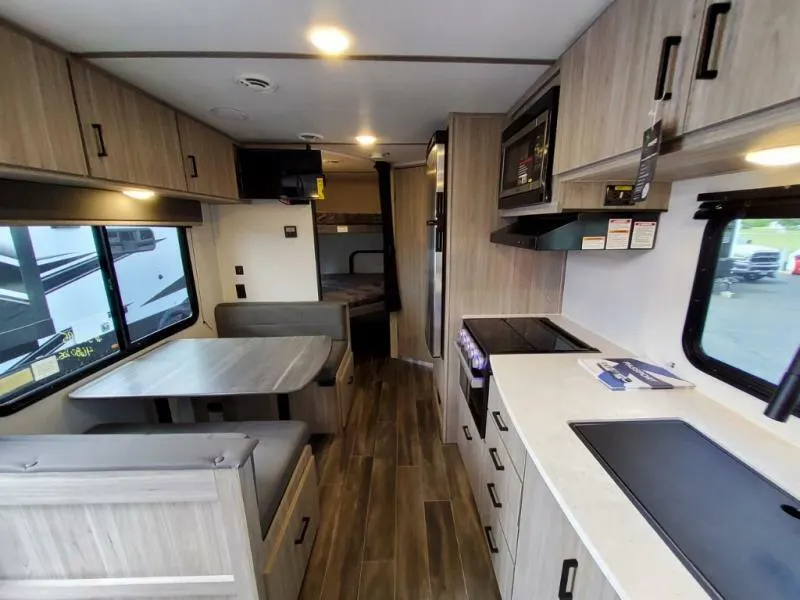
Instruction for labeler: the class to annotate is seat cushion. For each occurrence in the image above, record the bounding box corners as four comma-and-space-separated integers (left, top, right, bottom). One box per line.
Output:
87, 420, 309, 535
215, 301, 348, 341
317, 340, 347, 386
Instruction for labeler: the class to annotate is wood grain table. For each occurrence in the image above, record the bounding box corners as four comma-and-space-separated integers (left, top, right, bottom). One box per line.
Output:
70, 336, 332, 422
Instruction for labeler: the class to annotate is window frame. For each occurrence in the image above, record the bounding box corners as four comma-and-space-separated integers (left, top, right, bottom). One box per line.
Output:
0, 226, 198, 416
682, 189, 800, 408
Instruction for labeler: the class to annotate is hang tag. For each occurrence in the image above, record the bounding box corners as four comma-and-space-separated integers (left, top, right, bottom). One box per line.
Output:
632, 120, 663, 203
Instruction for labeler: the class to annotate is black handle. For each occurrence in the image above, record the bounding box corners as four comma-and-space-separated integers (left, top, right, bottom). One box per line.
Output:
188, 154, 199, 178
294, 516, 311, 545
462, 425, 473, 441
91, 123, 108, 157
426, 218, 438, 227
484, 526, 499, 554
347, 376, 354, 384
696, 2, 731, 80
489, 447, 505, 471
558, 558, 579, 599
491, 410, 508, 432
487, 483, 502, 508
654, 36, 682, 100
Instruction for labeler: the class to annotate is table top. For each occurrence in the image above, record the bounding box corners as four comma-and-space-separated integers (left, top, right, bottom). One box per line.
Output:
70, 336, 332, 400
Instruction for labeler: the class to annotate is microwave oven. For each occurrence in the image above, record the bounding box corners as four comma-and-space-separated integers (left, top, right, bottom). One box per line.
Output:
498, 86, 559, 210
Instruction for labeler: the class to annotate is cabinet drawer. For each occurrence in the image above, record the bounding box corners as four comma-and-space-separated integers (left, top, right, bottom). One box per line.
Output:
262, 452, 320, 600
484, 505, 514, 600
484, 417, 523, 559
488, 379, 526, 480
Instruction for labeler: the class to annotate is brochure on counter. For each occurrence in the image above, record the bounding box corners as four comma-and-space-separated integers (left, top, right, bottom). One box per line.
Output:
579, 357, 695, 391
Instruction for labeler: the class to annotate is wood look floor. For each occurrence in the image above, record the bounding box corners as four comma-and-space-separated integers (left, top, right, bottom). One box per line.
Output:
302, 358, 500, 600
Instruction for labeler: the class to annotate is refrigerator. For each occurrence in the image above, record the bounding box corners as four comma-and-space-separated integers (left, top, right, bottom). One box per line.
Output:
425, 130, 447, 358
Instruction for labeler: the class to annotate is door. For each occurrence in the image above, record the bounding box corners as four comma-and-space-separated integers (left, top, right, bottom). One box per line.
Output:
684, 0, 800, 132
425, 132, 447, 358
177, 114, 239, 199
70, 60, 187, 190
0, 24, 86, 175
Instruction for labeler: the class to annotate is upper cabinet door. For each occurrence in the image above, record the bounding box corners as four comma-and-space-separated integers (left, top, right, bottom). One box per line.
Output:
177, 114, 239, 200
70, 60, 187, 191
684, 0, 800, 132
554, 0, 702, 174
0, 24, 86, 175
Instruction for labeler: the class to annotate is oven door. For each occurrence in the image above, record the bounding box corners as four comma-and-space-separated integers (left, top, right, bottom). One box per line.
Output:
457, 348, 487, 438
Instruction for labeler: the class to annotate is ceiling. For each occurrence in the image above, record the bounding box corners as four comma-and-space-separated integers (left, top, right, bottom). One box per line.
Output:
0, 0, 612, 164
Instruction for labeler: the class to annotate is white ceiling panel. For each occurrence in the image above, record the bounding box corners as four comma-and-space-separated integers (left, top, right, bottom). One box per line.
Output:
89, 58, 547, 143
0, 0, 611, 58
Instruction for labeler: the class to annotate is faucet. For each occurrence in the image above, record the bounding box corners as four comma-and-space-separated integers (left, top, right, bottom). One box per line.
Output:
764, 346, 800, 422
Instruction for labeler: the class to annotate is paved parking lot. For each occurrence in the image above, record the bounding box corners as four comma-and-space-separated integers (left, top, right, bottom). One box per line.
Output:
703, 273, 800, 384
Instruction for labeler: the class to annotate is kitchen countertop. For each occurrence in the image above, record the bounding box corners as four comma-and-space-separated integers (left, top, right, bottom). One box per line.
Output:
489, 314, 800, 600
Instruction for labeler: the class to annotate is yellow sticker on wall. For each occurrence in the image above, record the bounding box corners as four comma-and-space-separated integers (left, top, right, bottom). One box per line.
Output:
316, 177, 326, 200
0, 367, 34, 396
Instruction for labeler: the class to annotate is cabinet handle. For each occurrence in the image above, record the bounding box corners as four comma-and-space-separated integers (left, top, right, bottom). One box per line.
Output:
294, 516, 311, 545
696, 2, 731, 80
558, 558, 579, 599
462, 425, 473, 441
491, 410, 508, 432
91, 123, 108, 157
188, 154, 199, 178
347, 376, 354, 384
654, 36, 682, 101
487, 483, 502, 508
489, 447, 505, 471
484, 526, 499, 554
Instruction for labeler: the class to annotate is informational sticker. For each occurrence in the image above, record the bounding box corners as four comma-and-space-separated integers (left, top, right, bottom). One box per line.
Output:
632, 120, 663, 203
581, 236, 606, 250
630, 221, 658, 249
336, 225, 349, 233
606, 218, 633, 250
0, 368, 33, 396
316, 177, 326, 200
31, 355, 60, 382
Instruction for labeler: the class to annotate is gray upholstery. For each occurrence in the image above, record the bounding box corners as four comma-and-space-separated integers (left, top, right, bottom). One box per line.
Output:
215, 301, 348, 386
0, 434, 257, 472
88, 421, 309, 535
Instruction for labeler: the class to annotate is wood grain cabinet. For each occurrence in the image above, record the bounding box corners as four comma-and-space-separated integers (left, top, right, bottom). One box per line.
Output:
0, 24, 86, 175
69, 59, 187, 191
177, 114, 239, 200
683, 0, 800, 132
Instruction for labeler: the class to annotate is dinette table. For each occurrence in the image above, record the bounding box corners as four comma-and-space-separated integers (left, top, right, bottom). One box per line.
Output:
69, 336, 332, 422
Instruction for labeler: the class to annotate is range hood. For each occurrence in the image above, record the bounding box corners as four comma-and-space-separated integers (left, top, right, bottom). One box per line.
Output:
236, 148, 324, 203
490, 211, 662, 251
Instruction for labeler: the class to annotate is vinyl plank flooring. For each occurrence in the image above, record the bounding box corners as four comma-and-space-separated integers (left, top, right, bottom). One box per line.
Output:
364, 457, 397, 561
299, 482, 343, 600
353, 382, 380, 457
396, 466, 431, 600
358, 560, 395, 600
418, 400, 450, 502
377, 382, 398, 422
374, 420, 398, 463
397, 387, 421, 467
425, 501, 468, 600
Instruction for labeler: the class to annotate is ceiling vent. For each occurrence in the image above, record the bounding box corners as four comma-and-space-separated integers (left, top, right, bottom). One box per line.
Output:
298, 133, 324, 143
236, 75, 277, 93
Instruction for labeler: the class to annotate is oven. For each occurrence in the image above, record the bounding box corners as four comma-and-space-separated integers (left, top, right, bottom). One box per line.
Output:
457, 344, 488, 438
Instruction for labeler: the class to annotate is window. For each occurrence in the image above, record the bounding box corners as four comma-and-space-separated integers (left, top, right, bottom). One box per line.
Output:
684, 188, 800, 404
0, 225, 197, 414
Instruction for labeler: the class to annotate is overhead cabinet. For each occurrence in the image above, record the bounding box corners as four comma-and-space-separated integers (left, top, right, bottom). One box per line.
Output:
70, 60, 187, 191
0, 23, 86, 175
177, 114, 239, 200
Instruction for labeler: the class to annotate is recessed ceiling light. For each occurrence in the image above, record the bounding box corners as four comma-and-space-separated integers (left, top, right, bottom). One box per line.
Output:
235, 74, 277, 93
356, 134, 377, 146
307, 26, 351, 55
298, 133, 324, 143
122, 189, 155, 200
745, 145, 800, 167
209, 107, 249, 121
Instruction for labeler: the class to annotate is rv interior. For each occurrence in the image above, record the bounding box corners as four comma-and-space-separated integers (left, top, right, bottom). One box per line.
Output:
1, 1, 800, 600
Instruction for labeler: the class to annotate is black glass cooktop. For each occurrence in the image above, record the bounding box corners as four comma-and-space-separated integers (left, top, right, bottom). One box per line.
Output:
464, 317, 598, 354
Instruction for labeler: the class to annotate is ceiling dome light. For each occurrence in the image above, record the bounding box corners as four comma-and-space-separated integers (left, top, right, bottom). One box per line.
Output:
745, 145, 800, 167
209, 107, 249, 121
122, 189, 155, 200
307, 26, 351, 55
356, 134, 377, 146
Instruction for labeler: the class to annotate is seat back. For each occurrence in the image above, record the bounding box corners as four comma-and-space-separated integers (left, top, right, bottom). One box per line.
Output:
215, 301, 348, 341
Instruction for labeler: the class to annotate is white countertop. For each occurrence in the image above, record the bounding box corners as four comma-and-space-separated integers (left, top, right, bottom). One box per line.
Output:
489, 315, 800, 600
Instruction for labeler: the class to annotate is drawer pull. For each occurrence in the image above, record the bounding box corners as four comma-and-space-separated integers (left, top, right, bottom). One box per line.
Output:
558, 558, 579, 599
484, 526, 499, 554
347, 375, 354, 384
654, 35, 682, 100
294, 516, 311, 545
696, 2, 731, 80
489, 447, 505, 471
188, 154, 199, 178
491, 410, 509, 432
487, 483, 502, 508
462, 425, 473, 441
91, 123, 108, 157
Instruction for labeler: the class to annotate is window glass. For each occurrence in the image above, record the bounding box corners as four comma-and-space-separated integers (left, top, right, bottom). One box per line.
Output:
0, 226, 119, 404
700, 218, 800, 384
108, 226, 193, 342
